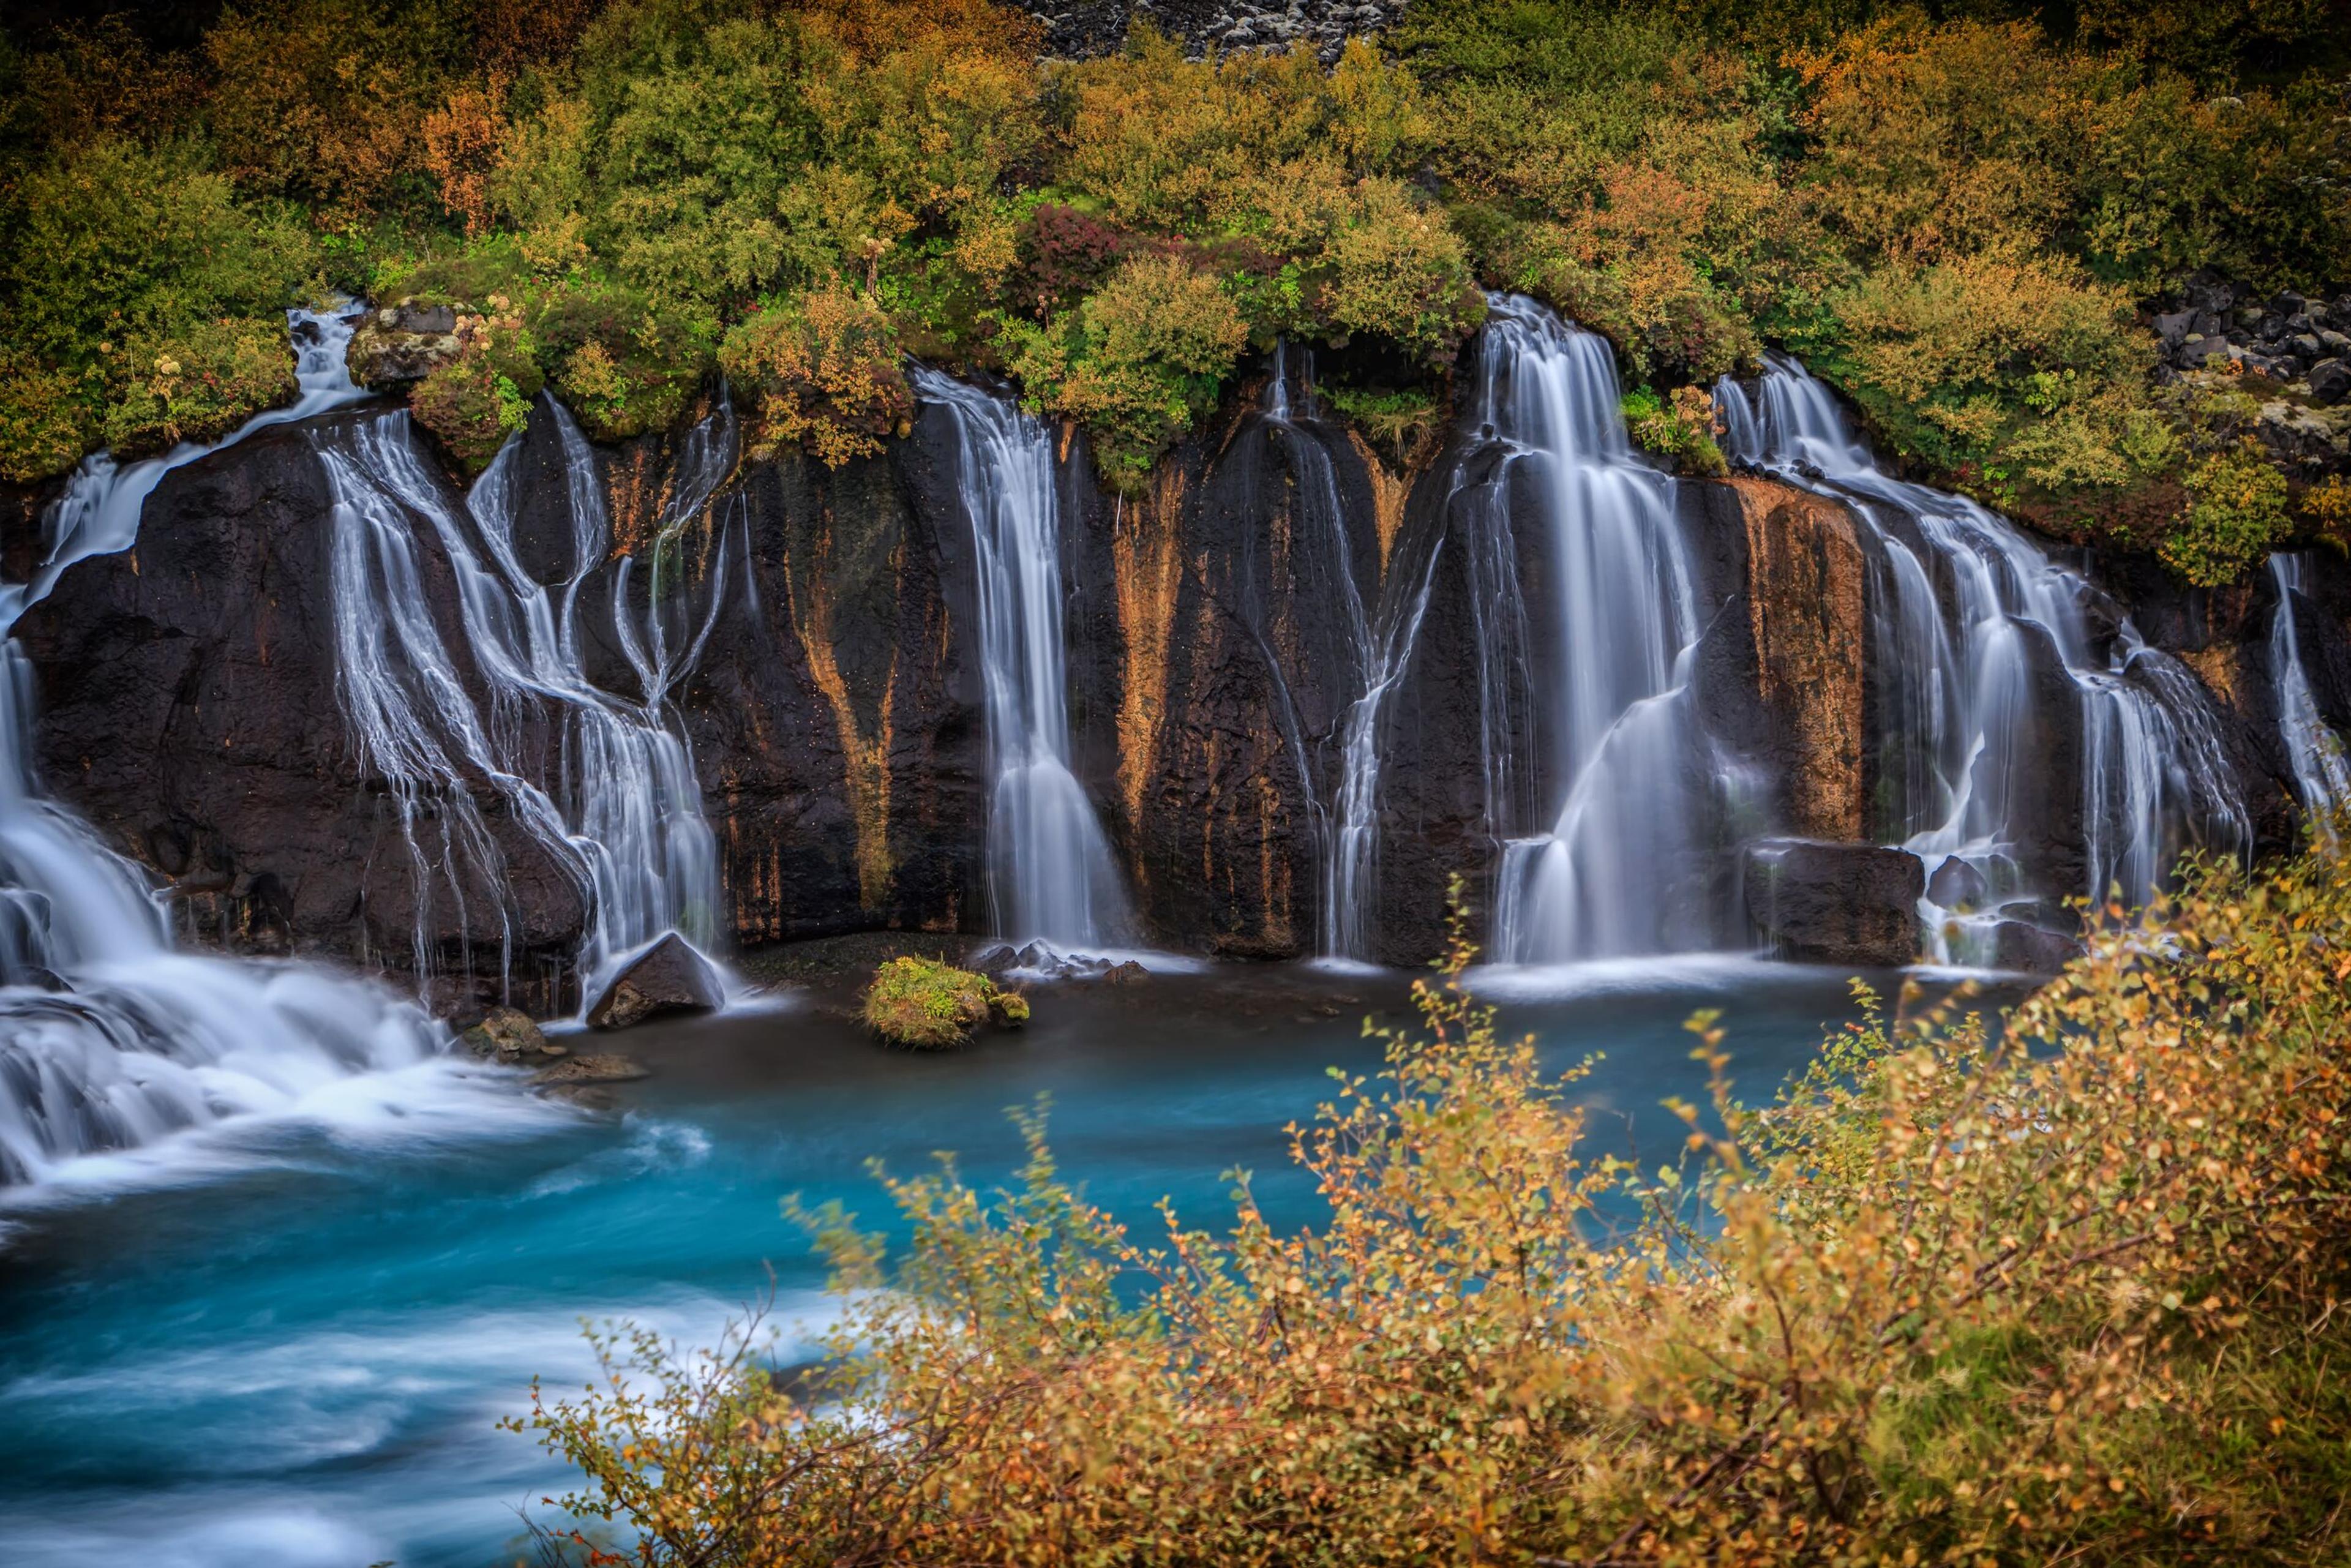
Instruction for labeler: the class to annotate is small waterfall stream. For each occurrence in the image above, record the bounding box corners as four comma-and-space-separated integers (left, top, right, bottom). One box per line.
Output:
1475, 298, 1718, 963
1718, 360, 2248, 957
911, 369, 1127, 950
2268, 552, 2351, 830
313, 396, 737, 1008
1261, 348, 1442, 962
0, 309, 446, 1187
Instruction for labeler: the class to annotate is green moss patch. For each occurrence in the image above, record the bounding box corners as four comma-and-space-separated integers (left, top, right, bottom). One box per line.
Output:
860, 956, 1029, 1051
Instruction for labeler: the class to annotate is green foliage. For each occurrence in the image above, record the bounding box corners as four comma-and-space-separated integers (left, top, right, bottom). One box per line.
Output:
858, 956, 1027, 1049
0, 136, 319, 481
1318, 381, 1439, 467
97, 317, 298, 458
517, 843, 2351, 1562
1622, 382, 1729, 476
530, 279, 711, 443
408, 307, 545, 475
2163, 445, 2292, 587
1005, 253, 1248, 489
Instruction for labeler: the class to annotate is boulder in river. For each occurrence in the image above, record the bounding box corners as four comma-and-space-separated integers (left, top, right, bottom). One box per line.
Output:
1744, 840, 1924, 967
861, 956, 1028, 1049
587, 935, 725, 1030
459, 1005, 553, 1060
1992, 918, 2084, 976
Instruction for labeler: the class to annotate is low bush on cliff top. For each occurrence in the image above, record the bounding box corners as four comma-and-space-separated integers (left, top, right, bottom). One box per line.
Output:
517, 842, 2351, 1566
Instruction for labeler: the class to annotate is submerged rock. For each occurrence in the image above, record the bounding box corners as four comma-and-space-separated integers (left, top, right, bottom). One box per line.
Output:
1744, 840, 1924, 967
587, 935, 725, 1030
1992, 919, 2083, 976
533, 1053, 650, 1085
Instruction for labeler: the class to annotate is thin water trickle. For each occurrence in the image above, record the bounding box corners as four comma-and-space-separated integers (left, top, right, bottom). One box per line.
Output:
1472, 298, 1719, 964
1262, 345, 1442, 962
2268, 552, 2351, 833
911, 367, 1127, 950
1717, 359, 2248, 959
0, 309, 448, 1188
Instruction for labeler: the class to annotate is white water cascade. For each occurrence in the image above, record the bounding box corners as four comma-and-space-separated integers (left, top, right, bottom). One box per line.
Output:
1261, 348, 1442, 962
1717, 359, 2248, 956
0, 309, 448, 1187
2267, 552, 2351, 831
313, 394, 737, 1009
1476, 298, 1720, 964
910, 367, 1127, 950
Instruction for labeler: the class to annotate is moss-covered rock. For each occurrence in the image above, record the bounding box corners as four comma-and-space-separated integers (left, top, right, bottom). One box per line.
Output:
861, 956, 1029, 1049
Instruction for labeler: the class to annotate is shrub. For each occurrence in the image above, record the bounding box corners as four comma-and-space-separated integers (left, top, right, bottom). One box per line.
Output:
2163, 445, 2292, 587
97, 316, 297, 458
1622, 382, 1728, 476
529, 279, 712, 443
515, 846, 2351, 1564
1005, 253, 1247, 489
719, 286, 911, 468
1809, 253, 2154, 484
1319, 180, 1486, 365
0, 353, 97, 484
408, 307, 544, 475
1319, 382, 1439, 468
858, 956, 1026, 1049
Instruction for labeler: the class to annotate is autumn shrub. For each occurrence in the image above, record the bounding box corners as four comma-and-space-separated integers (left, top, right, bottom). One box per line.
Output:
408, 307, 544, 475
516, 842, 2351, 1565
530, 280, 712, 443
1005, 253, 1248, 489
1319, 179, 1486, 364
97, 317, 296, 457
2164, 445, 2293, 587
719, 286, 911, 468
1622, 383, 1729, 476
1804, 253, 2164, 492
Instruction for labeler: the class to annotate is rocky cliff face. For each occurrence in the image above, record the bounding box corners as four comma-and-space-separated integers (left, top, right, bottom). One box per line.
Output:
16, 354, 2350, 1005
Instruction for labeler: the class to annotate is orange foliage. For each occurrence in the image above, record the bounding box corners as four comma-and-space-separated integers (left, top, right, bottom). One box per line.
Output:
423, 78, 511, 239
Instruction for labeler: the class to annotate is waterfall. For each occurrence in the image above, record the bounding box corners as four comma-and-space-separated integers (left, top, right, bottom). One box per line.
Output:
0, 308, 446, 1187
1261, 348, 1442, 962
1717, 359, 2248, 956
313, 395, 737, 1008
909, 367, 1125, 949
1474, 298, 1717, 964
2268, 552, 2351, 833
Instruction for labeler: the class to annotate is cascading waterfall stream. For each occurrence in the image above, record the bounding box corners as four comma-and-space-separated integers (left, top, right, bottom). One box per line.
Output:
1476, 298, 1719, 964
910, 367, 1127, 951
1717, 359, 2248, 959
2268, 552, 2351, 831
313, 394, 737, 1010
0, 309, 446, 1188
1262, 347, 1442, 962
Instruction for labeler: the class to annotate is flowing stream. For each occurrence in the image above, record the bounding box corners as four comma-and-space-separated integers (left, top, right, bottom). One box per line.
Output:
2268, 552, 2351, 830
1474, 298, 1720, 964
313, 394, 737, 1008
0, 310, 452, 1188
912, 368, 1127, 950
1717, 360, 2248, 958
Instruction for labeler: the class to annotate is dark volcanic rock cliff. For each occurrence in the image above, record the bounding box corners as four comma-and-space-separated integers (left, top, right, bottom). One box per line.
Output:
15, 356, 2350, 1007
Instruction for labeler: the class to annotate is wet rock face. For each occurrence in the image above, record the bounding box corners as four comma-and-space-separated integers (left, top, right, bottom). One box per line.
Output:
20, 358, 2351, 1007
15, 408, 587, 1013
1744, 840, 1924, 967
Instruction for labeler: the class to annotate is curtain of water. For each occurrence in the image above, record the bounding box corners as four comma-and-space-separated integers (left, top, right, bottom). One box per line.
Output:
910, 368, 1127, 949
1717, 359, 2248, 956
1260, 347, 1443, 962
313, 396, 737, 1008
2268, 552, 2351, 834
1472, 297, 1717, 964
0, 309, 445, 1186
